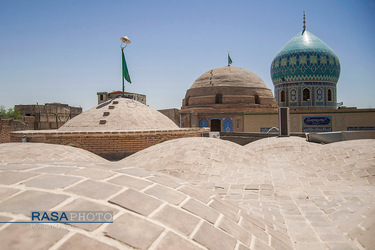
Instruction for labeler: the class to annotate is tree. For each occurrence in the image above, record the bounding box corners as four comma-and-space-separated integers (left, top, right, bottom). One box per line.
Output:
0, 106, 23, 121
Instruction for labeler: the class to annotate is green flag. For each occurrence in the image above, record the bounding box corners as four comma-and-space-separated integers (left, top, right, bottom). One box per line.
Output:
228, 53, 233, 66
122, 49, 131, 83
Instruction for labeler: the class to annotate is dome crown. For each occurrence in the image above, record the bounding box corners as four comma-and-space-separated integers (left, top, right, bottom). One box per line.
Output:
276, 30, 336, 56
191, 66, 269, 89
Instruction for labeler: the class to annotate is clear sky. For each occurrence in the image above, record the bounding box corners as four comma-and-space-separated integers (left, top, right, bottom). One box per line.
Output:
1, 0, 374, 111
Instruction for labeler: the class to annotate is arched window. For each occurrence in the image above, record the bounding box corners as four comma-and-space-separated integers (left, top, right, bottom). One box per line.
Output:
328, 89, 332, 102
280, 90, 285, 103
303, 88, 310, 102
215, 94, 223, 104
254, 94, 260, 104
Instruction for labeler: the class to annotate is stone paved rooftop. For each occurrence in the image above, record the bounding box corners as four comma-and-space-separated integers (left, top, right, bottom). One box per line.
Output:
0, 137, 374, 249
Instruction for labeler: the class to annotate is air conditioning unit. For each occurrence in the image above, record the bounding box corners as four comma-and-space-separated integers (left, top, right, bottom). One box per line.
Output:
209, 132, 220, 138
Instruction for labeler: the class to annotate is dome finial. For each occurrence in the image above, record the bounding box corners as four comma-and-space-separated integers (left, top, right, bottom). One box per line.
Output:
303, 10, 306, 32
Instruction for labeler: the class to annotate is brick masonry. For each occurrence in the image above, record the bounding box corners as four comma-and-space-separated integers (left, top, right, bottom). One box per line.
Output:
10, 128, 208, 160
0, 118, 28, 143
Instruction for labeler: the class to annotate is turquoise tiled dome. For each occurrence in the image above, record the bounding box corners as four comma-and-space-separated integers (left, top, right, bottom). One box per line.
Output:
271, 30, 340, 85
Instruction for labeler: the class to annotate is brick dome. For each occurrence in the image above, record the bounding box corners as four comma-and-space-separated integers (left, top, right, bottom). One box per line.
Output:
191, 66, 269, 89
182, 66, 276, 108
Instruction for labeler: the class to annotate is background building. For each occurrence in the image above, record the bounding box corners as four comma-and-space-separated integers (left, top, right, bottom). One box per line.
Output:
97, 91, 146, 105
15, 103, 82, 130
179, 24, 375, 133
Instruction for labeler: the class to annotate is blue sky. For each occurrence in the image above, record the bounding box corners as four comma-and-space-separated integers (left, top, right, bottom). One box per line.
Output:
1, 0, 374, 111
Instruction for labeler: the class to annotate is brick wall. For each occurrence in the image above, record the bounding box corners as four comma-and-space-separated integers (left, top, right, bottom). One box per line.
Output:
10, 128, 207, 160
0, 119, 28, 143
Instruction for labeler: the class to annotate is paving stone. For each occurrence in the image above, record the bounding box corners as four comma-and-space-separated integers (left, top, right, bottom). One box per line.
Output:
0, 171, 38, 185
240, 216, 269, 243
318, 233, 348, 242
193, 221, 237, 250
294, 242, 326, 250
144, 184, 186, 205
0, 215, 12, 222
272, 234, 297, 250
252, 237, 273, 250
357, 223, 375, 249
69, 168, 115, 180
182, 198, 220, 224
218, 216, 251, 246
154, 232, 202, 250
23, 174, 81, 189
30, 166, 78, 174
0, 187, 19, 201
178, 185, 211, 204
0, 190, 68, 216
0, 222, 68, 249
239, 210, 267, 230
109, 189, 162, 216
57, 233, 116, 250
209, 199, 240, 223
108, 175, 152, 190
117, 167, 153, 177
290, 233, 320, 243
60, 198, 117, 231
152, 204, 200, 236
0, 164, 36, 170
104, 212, 163, 249
267, 226, 293, 249
237, 243, 251, 250
66, 180, 121, 200
147, 175, 182, 189
324, 241, 357, 250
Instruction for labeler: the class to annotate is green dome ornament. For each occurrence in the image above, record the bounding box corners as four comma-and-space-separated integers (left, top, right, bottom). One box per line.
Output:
271, 12, 341, 109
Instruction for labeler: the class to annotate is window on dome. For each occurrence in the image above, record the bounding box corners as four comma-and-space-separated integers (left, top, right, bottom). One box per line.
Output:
215, 94, 223, 104
328, 89, 332, 102
303, 88, 310, 102
280, 90, 285, 103
186, 96, 190, 106
254, 94, 260, 104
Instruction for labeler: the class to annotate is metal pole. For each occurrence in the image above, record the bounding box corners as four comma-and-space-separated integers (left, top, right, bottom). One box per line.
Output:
122, 48, 125, 97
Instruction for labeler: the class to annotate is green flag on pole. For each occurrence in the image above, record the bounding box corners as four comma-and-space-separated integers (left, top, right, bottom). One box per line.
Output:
228, 53, 233, 66
122, 49, 131, 83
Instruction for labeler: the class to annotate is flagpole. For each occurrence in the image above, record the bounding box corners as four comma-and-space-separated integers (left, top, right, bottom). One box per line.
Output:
228, 50, 230, 66
122, 47, 125, 97
228, 50, 232, 66
120, 36, 131, 98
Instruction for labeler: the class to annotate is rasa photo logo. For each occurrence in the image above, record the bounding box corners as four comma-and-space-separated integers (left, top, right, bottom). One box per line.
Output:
31, 211, 113, 223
